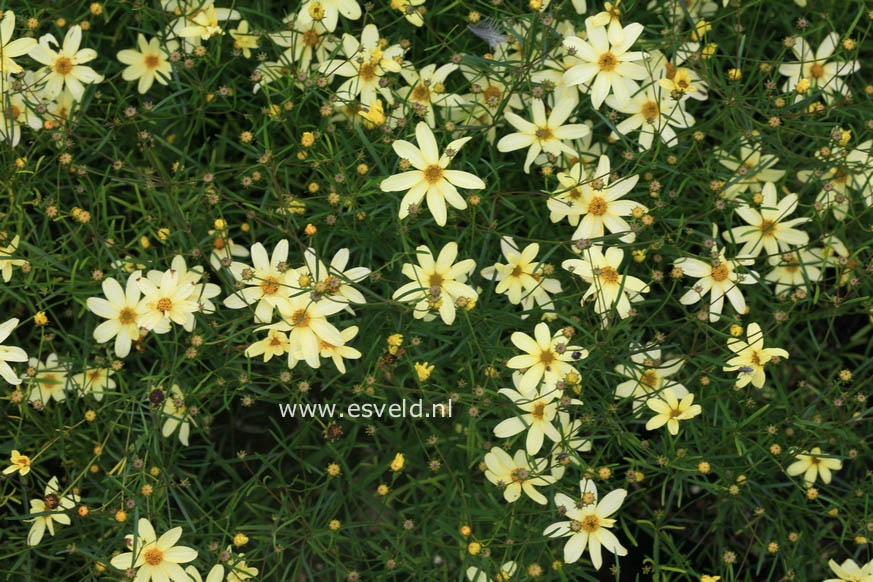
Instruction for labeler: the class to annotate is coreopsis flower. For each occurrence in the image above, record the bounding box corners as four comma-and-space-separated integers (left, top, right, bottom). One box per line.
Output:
380, 121, 484, 226
0, 318, 27, 385
549, 412, 592, 480
300, 247, 370, 311
245, 328, 290, 362
562, 19, 648, 109
458, 65, 524, 142
87, 272, 149, 358
644, 387, 702, 435
162, 384, 192, 445
543, 479, 628, 570
0, 11, 37, 74
0, 234, 26, 282
178, 3, 240, 40
117, 34, 172, 94
606, 83, 694, 150
297, 0, 361, 32
223, 240, 294, 324
3, 450, 32, 476
674, 239, 757, 322
723, 322, 789, 388
414, 361, 434, 382
589, 1, 625, 45
479, 236, 561, 314
26, 476, 79, 546
778, 32, 859, 103
497, 98, 590, 174
390, 0, 426, 26
290, 325, 361, 373
764, 249, 823, 295
551, 154, 644, 243
392, 242, 478, 325
136, 266, 200, 332
723, 182, 810, 259
26, 353, 68, 404
562, 246, 650, 323
257, 291, 347, 370
649, 49, 710, 102
466, 562, 517, 582
110, 518, 198, 581
493, 386, 578, 455
615, 343, 688, 412
267, 19, 334, 76
69, 367, 116, 401
715, 141, 786, 199
318, 24, 403, 106
786, 447, 842, 487
797, 139, 873, 215
229, 20, 259, 58
824, 558, 873, 582
28, 25, 104, 100
397, 63, 466, 127
483, 447, 555, 504
507, 323, 588, 393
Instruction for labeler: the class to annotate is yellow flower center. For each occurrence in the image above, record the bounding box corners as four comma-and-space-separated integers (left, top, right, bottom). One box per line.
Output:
483, 85, 502, 103
598, 52, 617, 71
759, 219, 776, 234
144, 547, 164, 566
539, 349, 555, 365
424, 164, 444, 184
510, 265, 523, 277
291, 309, 311, 327
531, 402, 546, 420
145, 54, 160, 69
308, 2, 325, 20
711, 263, 730, 282
118, 307, 137, 324
581, 515, 600, 532
303, 29, 320, 47
587, 196, 608, 216
599, 266, 619, 284
269, 336, 283, 347
412, 85, 430, 102
260, 277, 280, 295
569, 187, 582, 200
641, 100, 659, 123
10, 104, 21, 119
55, 57, 73, 75
156, 298, 173, 312
535, 126, 553, 141
429, 273, 443, 287
642, 369, 659, 388
359, 62, 377, 82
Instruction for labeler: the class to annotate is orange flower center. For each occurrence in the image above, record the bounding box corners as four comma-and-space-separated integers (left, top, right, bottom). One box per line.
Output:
156, 298, 173, 312
359, 62, 377, 82
581, 515, 600, 532
600, 266, 619, 284
598, 52, 617, 71
587, 196, 608, 216
809, 63, 825, 79
260, 277, 280, 295
711, 263, 730, 282
118, 307, 137, 324
144, 547, 164, 566
55, 57, 73, 75
412, 84, 430, 102
641, 100, 659, 122
145, 54, 160, 69
291, 309, 311, 327
424, 164, 444, 184
531, 402, 546, 420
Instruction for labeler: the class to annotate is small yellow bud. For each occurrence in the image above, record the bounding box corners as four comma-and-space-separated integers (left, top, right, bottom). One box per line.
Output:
233, 532, 249, 547
390, 453, 405, 472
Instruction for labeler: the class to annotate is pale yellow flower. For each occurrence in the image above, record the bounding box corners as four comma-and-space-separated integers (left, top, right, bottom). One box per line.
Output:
117, 34, 172, 94
786, 447, 842, 486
